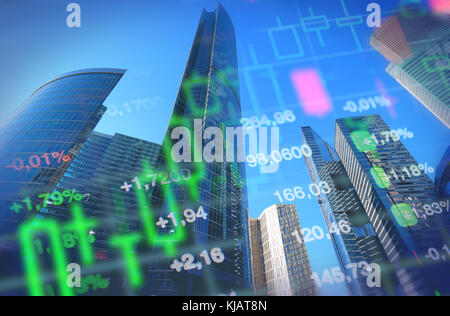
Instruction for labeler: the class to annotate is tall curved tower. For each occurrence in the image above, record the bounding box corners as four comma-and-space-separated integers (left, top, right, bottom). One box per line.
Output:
0, 68, 125, 239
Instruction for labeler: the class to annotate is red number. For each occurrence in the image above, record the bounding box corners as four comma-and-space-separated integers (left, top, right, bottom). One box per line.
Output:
29, 155, 41, 168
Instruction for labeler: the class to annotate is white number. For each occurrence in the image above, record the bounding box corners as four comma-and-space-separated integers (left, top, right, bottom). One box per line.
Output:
184, 209, 196, 223
181, 254, 197, 271
291, 146, 303, 159
312, 226, 324, 240
301, 144, 312, 157
331, 267, 345, 283
338, 220, 351, 234
210, 248, 225, 263
196, 206, 208, 220
345, 101, 357, 112
281, 148, 293, 161
309, 183, 321, 196
283, 189, 296, 201
320, 181, 331, 194
294, 187, 305, 199
358, 261, 370, 277
271, 151, 283, 163
284, 110, 296, 122
302, 228, 314, 243
246, 155, 257, 167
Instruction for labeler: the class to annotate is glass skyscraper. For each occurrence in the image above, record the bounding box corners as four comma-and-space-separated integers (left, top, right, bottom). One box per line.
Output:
301, 127, 388, 296
249, 204, 317, 296
370, 10, 450, 128
249, 217, 267, 295
0, 68, 125, 232
147, 4, 251, 295
335, 115, 450, 296
0, 68, 125, 292
47, 131, 162, 241
45, 132, 161, 295
435, 145, 449, 197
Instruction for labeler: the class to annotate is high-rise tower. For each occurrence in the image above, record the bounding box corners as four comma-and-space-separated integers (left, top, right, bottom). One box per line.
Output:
45, 132, 162, 295
435, 145, 449, 197
0, 68, 125, 292
335, 115, 450, 296
249, 217, 267, 295
250, 205, 317, 296
147, 4, 251, 295
370, 10, 450, 127
301, 127, 388, 296
0, 68, 125, 237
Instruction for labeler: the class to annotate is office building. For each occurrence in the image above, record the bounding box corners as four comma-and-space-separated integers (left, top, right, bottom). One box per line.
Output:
0, 68, 125, 235
335, 115, 450, 296
47, 132, 161, 245
250, 205, 317, 296
370, 10, 450, 127
44, 131, 161, 295
249, 218, 267, 295
0, 68, 125, 294
147, 4, 251, 295
301, 127, 388, 296
435, 145, 449, 197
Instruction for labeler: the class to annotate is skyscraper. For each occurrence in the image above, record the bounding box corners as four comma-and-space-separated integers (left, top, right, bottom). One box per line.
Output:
0, 69, 125, 232
335, 115, 450, 296
370, 10, 450, 127
301, 127, 388, 296
45, 132, 162, 295
47, 132, 162, 244
0, 68, 125, 235
249, 204, 316, 296
147, 4, 251, 295
435, 145, 449, 197
249, 217, 267, 295
0, 68, 125, 293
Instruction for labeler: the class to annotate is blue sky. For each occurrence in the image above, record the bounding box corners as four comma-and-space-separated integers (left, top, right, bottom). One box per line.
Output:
1, 0, 449, 295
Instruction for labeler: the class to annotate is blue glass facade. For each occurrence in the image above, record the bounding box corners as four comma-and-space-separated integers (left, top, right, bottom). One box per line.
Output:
148, 4, 251, 295
0, 68, 125, 236
435, 146, 449, 197
301, 127, 388, 296
335, 115, 450, 296
0, 68, 125, 294
48, 131, 162, 236
370, 11, 450, 128
44, 132, 162, 295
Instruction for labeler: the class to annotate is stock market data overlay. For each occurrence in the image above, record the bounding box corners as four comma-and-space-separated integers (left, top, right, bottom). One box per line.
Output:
0, 0, 449, 298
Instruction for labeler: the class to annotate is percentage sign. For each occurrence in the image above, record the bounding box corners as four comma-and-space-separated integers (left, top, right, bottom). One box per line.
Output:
85, 275, 98, 291
51, 150, 71, 163
95, 274, 109, 289
374, 96, 391, 107
51, 151, 65, 163
397, 128, 406, 140
382, 96, 391, 107
93, 274, 104, 291
406, 129, 414, 139
418, 164, 426, 174
439, 200, 449, 212
63, 189, 83, 203
396, 128, 414, 140
419, 163, 434, 174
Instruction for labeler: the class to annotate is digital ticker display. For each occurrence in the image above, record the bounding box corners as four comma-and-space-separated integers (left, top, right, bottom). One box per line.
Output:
0, 0, 448, 302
